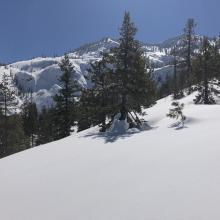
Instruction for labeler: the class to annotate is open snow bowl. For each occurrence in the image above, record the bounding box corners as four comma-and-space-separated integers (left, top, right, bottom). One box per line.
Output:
1, 93, 220, 220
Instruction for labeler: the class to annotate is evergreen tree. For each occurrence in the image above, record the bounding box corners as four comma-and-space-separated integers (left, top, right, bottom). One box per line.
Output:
77, 53, 118, 132
182, 18, 197, 93
158, 74, 172, 98
36, 107, 55, 145
21, 91, 38, 147
0, 114, 28, 157
193, 37, 219, 104
172, 46, 178, 99
77, 89, 95, 132
0, 72, 18, 156
53, 54, 79, 139
212, 37, 220, 80
0, 110, 4, 153
84, 54, 118, 131
78, 13, 156, 131
170, 46, 184, 99
112, 12, 156, 125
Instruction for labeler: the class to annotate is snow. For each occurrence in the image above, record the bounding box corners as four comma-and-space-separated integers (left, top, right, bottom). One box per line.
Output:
0, 93, 220, 220
10, 57, 89, 93
33, 84, 61, 111
108, 114, 130, 134
0, 56, 91, 110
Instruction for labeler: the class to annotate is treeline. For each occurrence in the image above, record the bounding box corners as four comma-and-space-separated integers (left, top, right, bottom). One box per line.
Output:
1, 13, 220, 158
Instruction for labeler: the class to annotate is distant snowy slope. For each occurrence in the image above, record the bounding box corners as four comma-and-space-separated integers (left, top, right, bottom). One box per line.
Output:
0, 93, 220, 220
72, 37, 119, 58
1, 56, 92, 110
0, 35, 199, 110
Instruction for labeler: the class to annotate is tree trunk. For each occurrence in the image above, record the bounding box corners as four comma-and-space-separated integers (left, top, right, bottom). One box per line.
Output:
119, 94, 127, 121
3, 94, 8, 156
187, 30, 192, 94
204, 60, 209, 104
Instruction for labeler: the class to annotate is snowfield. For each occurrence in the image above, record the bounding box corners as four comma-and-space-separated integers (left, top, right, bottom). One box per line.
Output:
0, 93, 220, 220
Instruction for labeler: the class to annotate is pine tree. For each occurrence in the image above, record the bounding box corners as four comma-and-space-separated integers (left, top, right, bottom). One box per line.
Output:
193, 37, 219, 104
1, 114, 28, 157
36, 107, 55, 145
182, 18, 197, 93
0, 72, 18, 156
112, 12, 156, 125
170, 46, 184, 99
158, 74, 172, 98
78, 13, 156, 132
53, 54, 79, 139
77, 54, 118, 132
172, 46, 178, 99
21, 91, 38, 147
212, 37, 220, 80
77, 89, 95, 132
0, 110, 4, 153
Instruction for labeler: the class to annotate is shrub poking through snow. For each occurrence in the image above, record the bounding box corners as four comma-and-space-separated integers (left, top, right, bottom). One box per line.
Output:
167, 101, 186, 128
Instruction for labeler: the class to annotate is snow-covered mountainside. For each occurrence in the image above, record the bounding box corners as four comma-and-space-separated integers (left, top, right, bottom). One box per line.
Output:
0, 36, 195, 110
0, 92, 220, 220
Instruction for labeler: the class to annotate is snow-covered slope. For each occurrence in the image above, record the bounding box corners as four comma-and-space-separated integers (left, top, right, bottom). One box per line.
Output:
0, 36, 180, 110
1, 56, 91, 110
0, 93, 220, 220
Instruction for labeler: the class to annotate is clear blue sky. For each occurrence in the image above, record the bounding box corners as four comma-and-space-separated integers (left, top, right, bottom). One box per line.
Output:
0, 0, 219, 63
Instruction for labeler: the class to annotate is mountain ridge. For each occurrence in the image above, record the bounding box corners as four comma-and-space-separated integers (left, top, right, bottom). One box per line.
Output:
0, 34, 206, 110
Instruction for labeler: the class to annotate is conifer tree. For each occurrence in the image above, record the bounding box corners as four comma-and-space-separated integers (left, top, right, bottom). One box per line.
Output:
88, 54, 118, 130
77, 54, 118, 132
212, 37, 220, 80
170, 46, 184, 99
158, 74, 172, 98
113, 12, 156, 125
36, 107, 55, 145
78, 13, 156, 131
0, 110, 3, 153
53, 54, 79, 139
21, 91, 38, 147
194, 37, 219, 104
172, 46, 178, 99
77, 89, 95, 132
1, 114, 28, 157
0, 72, 18, 156
182, 18, 197, 93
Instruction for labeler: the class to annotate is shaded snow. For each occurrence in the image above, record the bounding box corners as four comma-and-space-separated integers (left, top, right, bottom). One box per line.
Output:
108, 114, 130, 134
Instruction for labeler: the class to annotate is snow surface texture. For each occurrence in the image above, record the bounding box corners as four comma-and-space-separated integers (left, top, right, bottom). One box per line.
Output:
0, 37, 177, 110
0, 93, 220, 220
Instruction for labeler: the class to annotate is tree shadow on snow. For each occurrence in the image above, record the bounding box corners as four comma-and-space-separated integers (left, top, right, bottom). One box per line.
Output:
82, 122, 154, 143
